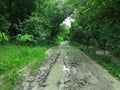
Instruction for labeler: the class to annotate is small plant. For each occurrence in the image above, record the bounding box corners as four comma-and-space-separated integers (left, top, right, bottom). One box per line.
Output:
17, 34, 33, 43
54, 35, 64, 44
0, 32, 9, 42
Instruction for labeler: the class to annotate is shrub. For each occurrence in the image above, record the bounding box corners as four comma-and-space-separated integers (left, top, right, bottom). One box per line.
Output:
111, 49, 120, 57
0, 15, 10, 32
54, 35, 64, 44
0, 32, 9, 42
17, 34, 33, 43
17, 16, 51, 44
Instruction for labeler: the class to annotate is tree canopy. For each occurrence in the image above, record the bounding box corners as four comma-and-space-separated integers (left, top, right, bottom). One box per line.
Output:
0, 0, 120, 56
0, 0, 73, 44
70, 0, 120, 56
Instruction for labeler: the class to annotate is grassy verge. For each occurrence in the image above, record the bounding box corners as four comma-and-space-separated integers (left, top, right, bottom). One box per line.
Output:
0, 44, 49, 90
74, 45, 120, 80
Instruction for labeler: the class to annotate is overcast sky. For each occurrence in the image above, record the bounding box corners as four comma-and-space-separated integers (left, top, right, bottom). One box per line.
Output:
63, 17, 75, 28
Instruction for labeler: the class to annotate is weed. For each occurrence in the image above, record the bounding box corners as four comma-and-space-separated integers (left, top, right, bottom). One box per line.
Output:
0, 44, 49, 90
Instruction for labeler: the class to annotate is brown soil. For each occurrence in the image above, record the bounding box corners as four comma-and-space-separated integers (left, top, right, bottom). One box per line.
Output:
17, 42, 120, 90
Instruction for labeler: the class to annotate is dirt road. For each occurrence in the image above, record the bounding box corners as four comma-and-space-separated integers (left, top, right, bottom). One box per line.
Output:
18, 42, 120, 90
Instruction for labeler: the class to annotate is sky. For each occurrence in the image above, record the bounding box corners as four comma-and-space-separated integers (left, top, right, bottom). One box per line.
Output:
63, 17, 75, 28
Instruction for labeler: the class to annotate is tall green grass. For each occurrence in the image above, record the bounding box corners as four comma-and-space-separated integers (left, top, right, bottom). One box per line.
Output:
0, 45, 48, 74
0, 44, 49, 90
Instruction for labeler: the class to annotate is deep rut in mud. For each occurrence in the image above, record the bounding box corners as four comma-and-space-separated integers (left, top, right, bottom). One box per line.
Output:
19, 49, 60, 90
18, 44, 120, 90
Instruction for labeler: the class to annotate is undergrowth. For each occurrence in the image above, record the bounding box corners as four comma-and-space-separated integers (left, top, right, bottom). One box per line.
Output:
0, 44, 49, 90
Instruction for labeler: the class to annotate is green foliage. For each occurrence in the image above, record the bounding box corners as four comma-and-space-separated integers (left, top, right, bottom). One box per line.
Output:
0, 32, 9, 42
74, 45, 87, 51
54, 35, 64, 44
43, 0, 74, 39
0, 45, 48, 74
59, 24, 70, 40
70, 0, 120, 56
0, 15, 10, 32
0, 44, 49, 90
0, 0, 74, 44
0, 1, 10, 33
17, 16, 51, 44
53, 23, 71, 44
111, 49, 120, 57
17, 34, 33, 43
3, 0, 36, 23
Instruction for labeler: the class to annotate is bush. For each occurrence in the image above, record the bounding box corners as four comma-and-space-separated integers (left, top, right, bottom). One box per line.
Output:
0, 15, 10, 32
16, 16, 51, 44
59, 24, 70, 41
17, 34, 33, 43
111, 49, 120, 57
54, 35, 64, 44
0, 32, 9, 42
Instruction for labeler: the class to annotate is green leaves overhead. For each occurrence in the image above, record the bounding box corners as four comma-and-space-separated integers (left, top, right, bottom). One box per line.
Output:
0, 0, 74, 44
70, 0, 120, 56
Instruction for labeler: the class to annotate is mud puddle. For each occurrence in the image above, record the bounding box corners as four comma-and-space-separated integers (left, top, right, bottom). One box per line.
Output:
18, 43, 120, 90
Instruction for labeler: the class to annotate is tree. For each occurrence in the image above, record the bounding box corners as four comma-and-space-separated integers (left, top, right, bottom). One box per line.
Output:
70, 0, 120, 54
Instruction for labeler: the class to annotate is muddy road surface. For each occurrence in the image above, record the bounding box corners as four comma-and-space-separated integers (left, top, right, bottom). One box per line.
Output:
18, 43, 120, 90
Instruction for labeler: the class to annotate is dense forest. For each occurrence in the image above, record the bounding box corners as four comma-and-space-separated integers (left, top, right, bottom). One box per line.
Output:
0, 0, 120, 89
0, 0, 120, 55
0, 0, 73, 44
70, 0, 120, 57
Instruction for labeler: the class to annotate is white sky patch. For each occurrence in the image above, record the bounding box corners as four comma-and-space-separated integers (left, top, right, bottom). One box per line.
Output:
63, 17, 75, 28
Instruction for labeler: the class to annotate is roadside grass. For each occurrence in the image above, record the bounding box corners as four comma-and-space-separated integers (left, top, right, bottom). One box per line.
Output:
74, 45, 120, 80
0, 44, 49, 90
